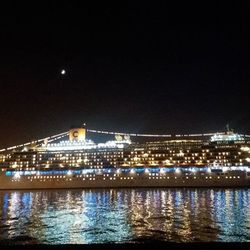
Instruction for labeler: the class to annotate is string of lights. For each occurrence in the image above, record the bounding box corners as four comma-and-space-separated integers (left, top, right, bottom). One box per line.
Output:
86, 129, 227, 138
0, 131, 69, 152
1, 128, 250, 152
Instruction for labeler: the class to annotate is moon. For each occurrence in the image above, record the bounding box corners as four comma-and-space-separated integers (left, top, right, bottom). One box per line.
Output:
61, 69, 66, 75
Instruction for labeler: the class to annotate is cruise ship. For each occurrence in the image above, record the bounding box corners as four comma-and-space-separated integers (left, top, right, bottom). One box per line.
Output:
0, 125, 250, 189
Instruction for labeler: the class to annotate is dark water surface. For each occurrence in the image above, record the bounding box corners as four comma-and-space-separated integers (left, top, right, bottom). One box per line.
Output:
0, 188, 250, 244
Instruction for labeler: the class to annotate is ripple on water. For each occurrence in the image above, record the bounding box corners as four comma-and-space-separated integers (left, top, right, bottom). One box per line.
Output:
0, 188, 250, 244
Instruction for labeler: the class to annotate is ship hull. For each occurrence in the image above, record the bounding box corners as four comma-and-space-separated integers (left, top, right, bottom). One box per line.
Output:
1, 171, 250, 190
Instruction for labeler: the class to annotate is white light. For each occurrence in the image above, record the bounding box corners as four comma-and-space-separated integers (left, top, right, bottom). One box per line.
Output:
116, 169, 121, 174
246, 158, 250, 162
160, 168, 165, 173
67, 170, 72, 175
13, 172, 21, 179
130, 169, 135, 173
145, 168, 149, 173
61, 69, 66, 75
175, 168, 181, 174
178, 151, 184, 156
22, 147, 28, 152
44, 139, 130, 151
211, 133, 244, 142
222, 167, 229, 172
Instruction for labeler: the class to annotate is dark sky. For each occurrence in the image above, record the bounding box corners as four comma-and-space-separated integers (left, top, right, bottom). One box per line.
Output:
0, 2, 250, 147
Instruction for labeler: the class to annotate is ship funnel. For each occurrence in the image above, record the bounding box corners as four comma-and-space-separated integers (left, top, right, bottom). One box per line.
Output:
69, 124, 86, 142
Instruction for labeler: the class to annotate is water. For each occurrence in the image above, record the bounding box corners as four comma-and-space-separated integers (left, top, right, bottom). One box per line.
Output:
0, 188, 250, 244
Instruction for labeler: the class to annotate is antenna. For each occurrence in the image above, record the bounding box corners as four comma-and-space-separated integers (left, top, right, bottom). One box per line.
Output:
226, 123, 234, 133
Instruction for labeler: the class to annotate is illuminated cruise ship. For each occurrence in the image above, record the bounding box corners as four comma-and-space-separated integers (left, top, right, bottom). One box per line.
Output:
0, 125, 250, 189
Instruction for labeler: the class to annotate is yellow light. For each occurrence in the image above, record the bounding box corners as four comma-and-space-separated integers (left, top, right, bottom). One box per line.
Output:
69, 128, 86, 142
241, 146, 250, 151
164, 159, 171, 165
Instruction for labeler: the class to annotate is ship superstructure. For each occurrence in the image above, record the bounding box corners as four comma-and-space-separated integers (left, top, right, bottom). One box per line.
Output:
0, 125, 250, 189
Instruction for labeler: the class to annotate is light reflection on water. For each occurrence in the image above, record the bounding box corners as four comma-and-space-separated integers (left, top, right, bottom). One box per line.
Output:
0, 188, 250, 244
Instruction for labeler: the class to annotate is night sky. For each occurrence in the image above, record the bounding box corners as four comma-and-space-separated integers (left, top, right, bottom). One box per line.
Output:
0, 2, 250, 147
